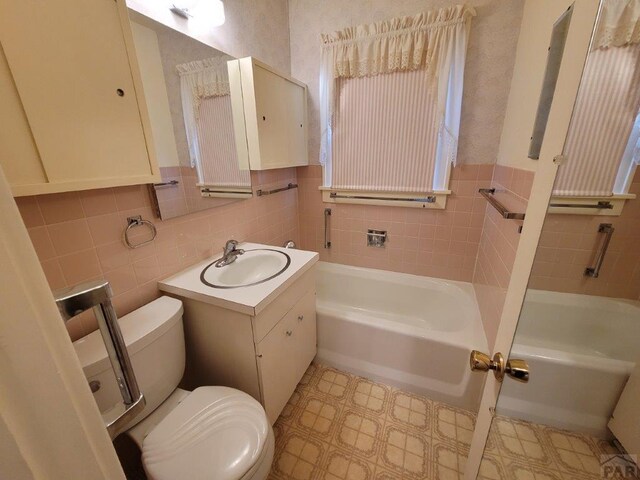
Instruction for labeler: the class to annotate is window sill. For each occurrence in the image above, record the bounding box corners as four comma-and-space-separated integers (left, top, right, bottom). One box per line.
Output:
319, 187, 450, 209
547, 194, 635, 216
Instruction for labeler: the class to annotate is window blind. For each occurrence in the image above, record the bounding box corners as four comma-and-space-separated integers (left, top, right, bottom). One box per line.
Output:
554, 43, 640, 196
332, 69, 439, 192
196, 96, 251, 188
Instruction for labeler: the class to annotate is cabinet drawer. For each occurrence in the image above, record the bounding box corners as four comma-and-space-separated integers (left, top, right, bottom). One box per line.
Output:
256, 289, 316, 423
252, 265, 316, 343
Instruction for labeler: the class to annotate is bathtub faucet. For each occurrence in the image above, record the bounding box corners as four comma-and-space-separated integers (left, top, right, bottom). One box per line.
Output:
215, 239, 245, 267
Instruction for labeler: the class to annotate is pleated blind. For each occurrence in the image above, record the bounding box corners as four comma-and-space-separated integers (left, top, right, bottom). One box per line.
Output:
554, 43, 640, 196
196, 96, 251, 188
332, 69, 440, 192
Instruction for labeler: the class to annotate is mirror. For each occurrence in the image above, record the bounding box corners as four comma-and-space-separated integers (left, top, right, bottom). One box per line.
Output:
481, 0, 640, 475
128, 10, 252, 220
528, 5, 573, 160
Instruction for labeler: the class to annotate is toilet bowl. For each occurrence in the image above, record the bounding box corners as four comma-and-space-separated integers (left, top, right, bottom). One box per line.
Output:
72, 296, 274, 480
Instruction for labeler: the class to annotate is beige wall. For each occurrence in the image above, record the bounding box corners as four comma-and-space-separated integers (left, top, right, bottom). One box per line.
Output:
127, 0, 291, 73
288, 0, 524, 166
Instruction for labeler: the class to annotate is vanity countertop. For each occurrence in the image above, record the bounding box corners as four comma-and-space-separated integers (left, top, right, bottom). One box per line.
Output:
158, 243, 318, 316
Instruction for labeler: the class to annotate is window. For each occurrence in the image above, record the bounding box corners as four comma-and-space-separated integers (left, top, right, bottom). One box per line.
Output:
319, 6, 476, 206
554, 43, 640, 197
178, 57, 251, 194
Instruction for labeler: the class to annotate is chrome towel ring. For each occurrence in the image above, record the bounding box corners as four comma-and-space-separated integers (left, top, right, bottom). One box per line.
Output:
123, 215, 157, 249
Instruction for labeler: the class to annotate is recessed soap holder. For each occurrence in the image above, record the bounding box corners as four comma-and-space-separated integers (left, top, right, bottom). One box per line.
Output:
367, 229, 387, 248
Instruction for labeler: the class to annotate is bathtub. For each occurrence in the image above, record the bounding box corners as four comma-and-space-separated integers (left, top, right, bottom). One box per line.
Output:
498, 289, 640, 438
315, 262, 488, 411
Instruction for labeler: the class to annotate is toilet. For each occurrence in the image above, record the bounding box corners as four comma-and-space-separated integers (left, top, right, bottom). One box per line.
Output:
72, 296, 274, 480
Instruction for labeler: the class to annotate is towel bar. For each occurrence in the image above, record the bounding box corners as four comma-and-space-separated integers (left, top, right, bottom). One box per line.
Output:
479, 188, 526, 220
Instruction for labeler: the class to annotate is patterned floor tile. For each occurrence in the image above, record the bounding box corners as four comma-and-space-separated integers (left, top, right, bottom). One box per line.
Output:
269, 363, 625, 480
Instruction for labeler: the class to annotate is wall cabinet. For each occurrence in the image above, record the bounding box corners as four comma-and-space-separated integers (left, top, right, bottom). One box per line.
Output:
228, 57, 309, 170
0, 0, 159, 196
175, 266, 317, 424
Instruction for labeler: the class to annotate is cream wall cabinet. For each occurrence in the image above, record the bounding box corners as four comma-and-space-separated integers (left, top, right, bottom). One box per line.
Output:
228, 57, 309, 170
0, 0, 159, 197
175, 266, 317, 424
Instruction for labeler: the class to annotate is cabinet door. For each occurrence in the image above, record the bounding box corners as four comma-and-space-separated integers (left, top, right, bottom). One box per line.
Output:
285, 79, 308, 167
252, 64, 289, 169
257, 289, 317, 423
0, 0, 159, 196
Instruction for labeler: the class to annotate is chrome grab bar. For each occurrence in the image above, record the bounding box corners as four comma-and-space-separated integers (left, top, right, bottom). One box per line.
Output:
549, 200, 613, 209
478, 188, 526, 220
256, 183, 298, 197
54, 280, 145, 439
153, 180, 179, 188
324, 208, 332, 249
329, 192, 436, 203
585, 223, 614, 278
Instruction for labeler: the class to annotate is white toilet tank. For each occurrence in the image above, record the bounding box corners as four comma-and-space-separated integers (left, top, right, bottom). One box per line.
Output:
73, 296, 185, 431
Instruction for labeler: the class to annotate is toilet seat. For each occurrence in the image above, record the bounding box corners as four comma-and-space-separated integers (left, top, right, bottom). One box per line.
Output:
142, 386, 271, 480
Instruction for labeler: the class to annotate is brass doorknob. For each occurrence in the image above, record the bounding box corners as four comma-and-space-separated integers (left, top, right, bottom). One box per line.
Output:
506, 358, 529, 383
470, 350, 505, 380
469, 350, 529, 383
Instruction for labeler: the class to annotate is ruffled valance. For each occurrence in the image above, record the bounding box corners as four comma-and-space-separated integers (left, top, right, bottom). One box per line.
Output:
177, 56, 230, 116
592, 0, 640, 49
177, 56, 231, 169
321, 5, 476, 80
319, 5, 476, 189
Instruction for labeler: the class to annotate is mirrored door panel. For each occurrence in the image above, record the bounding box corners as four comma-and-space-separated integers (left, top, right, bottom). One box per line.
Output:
478, 1, 640, 478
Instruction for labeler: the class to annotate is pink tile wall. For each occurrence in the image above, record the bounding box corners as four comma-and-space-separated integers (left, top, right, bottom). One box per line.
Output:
17, 168, 299, 341
528, 169, 640, 300
297, 164, 495, 282
472, 165, 534, 350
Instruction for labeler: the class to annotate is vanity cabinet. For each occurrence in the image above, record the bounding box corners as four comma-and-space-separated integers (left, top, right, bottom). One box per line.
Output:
0, 0, 159, 196
170, 265, 317, 424
228, 57, 309, 171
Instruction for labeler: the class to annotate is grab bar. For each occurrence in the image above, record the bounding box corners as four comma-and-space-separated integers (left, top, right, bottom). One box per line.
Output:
54, 280, 145, 439
585, 223, 614, 278
153, 180, 179, 188
256, 183, 298, 197
549, 201, 613, 210
329, 192, 436, 203
324, 208, 331, 249
478, 188, 526, 220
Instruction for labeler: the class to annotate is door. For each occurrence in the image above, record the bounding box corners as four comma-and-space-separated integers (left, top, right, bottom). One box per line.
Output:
468, 0, 640, 478
464, 0, 602, 478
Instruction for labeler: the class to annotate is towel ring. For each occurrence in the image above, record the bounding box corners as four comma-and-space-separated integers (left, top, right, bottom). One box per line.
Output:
123, 215, 157, 249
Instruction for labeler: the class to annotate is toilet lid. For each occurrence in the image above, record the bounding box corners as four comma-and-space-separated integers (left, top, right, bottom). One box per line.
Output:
142, 386, 270, 480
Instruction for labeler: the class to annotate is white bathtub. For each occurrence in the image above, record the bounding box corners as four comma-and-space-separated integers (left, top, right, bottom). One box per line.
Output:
498, 289, 640, 438
315, 262, 488, 411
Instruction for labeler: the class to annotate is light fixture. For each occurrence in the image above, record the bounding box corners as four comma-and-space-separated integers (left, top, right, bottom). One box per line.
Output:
170, 0, 225, 27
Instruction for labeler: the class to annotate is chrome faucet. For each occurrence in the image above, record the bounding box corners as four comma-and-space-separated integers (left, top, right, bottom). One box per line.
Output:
215, 239, 245, 267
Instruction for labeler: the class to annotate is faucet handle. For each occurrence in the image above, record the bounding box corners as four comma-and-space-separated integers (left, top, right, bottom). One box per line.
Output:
224, 239, 239, 253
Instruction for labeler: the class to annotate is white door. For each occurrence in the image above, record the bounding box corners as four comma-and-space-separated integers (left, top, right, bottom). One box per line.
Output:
0, 160, 126, 477
464, 0, 602, 477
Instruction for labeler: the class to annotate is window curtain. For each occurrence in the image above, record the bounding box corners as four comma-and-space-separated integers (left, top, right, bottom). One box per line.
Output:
554, 41, 640, 196
319, 5, 476, 189
197, 96, 251, 188
177, 57, 231, 174
592, 0, 640, 50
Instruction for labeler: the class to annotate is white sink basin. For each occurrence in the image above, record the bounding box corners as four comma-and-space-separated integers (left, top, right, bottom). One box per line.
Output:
200, 249, 291, 288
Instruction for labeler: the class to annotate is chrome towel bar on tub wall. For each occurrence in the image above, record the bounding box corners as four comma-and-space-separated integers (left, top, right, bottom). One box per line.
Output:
478, 188, 526, 220
123, 215, 157, 249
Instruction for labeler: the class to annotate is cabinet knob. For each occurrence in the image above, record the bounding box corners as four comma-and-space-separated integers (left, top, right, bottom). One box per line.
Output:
286, 330, 293, 336
298, 315, 304, 322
